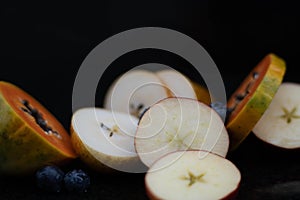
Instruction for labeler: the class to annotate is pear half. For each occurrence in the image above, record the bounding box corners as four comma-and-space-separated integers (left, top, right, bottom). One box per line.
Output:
71, 108, 147, 173
156, 69, 197, 99
104, 70, 169, 118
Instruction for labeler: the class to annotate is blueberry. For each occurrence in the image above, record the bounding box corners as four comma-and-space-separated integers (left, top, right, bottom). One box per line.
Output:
35, 165, 65, 193
210, 101, 227, 122
64, 169, 90, 193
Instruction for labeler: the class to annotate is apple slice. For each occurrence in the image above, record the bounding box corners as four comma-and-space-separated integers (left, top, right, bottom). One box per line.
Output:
104, 70, 169, 118
71, 107, 146, 173
253, 83, 300, 150
156, 69, 197, 99
145, 150, 241, 200
135, 97, 229, 167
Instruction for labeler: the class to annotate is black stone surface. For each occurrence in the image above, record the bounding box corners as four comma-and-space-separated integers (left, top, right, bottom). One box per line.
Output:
1, 1, 300, 199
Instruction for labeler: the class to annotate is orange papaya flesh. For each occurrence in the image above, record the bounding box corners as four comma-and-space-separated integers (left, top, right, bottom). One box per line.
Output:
0, 81, 77, 175
226, 54, 286, 151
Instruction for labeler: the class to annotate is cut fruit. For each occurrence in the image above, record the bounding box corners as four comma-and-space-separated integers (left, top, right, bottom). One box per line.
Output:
156, 69, 212, 104
156, 69, 197, 99
103, 70, 169, 118
145, 150, 241, 200
253, 83, 300, 150
226, 53, 286, 150
135, 97, 229, 167
71, 108, 146, 173
191, 81, 212, 105
0, 81, 77, 175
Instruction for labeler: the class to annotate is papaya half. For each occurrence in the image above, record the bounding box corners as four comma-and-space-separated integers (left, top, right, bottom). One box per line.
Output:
226, 53, 286, 151
0, 81, 77, 175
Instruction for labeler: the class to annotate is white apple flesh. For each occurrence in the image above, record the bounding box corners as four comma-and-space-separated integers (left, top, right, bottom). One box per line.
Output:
156, 69, 197, 99
135, 97, 229, 167
104, 70, 169, 118
71, 107, 146, 172
145, 150, 241, 200
253, 82, 300, 149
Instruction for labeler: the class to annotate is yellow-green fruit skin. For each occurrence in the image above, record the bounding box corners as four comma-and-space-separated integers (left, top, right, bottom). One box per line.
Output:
70, 126, 114, 173
0, 94, 74, 175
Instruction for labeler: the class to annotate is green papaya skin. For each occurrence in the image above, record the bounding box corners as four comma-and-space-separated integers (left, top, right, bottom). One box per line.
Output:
0, 82, 77, 175
226, 54, 286, 151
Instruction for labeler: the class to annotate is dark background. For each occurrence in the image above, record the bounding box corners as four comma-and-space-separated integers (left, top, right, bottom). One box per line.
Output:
1, 1, 300, 199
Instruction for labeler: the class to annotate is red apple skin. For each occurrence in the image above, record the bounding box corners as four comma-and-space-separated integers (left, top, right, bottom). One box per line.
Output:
144, 150, 241, 200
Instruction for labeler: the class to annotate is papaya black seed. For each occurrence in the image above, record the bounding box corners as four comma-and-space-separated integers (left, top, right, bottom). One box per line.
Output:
20, 99, 60, 138
235, 94, 246, 101
21, 107, 30, 114
21, 99, 29, 107
235, 82, 252, 101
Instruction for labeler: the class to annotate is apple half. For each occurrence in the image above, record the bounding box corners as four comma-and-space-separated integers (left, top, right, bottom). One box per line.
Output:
253, 82, 300, 150
71, 107, 147, 173
145, 150, 241, 200
135, 97, 229, 167
103, 70, 169, 118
